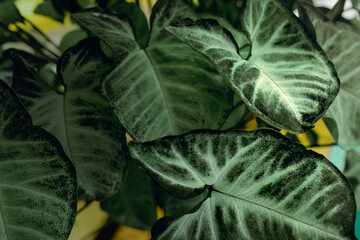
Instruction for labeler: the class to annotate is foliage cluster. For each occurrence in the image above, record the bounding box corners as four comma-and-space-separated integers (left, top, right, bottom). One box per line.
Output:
0, 0, 359, 239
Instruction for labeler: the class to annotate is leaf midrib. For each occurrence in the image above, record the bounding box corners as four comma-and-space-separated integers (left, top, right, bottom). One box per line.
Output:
212, 188, 343, 239
144, 46, 176, 135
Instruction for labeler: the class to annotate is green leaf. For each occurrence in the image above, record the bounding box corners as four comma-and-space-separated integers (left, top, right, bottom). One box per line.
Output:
130, 129, 356, 239
198, 13, 250, 59
304, 4, 360, 151
167, 0, 340, 134
34, 0, 64, 23
0, 80, 77, 239
72, 0, 233, 142
344, 150, 360, 211
0, 0, 24, 26
100, 162, 157, 230
352, 0, 360, 11
59, 29, 88, 52
326, 0, 346, 22
11, 38, 128, 201
107, 1, 149, 49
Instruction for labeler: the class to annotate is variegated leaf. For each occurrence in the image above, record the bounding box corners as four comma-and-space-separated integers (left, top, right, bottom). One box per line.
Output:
0, 80, 77, 239
129, 129, 356, 239
72, 0, 233, 142
11, 38, 128, 201
303, 4, 360, 151
166, 0, 339, 134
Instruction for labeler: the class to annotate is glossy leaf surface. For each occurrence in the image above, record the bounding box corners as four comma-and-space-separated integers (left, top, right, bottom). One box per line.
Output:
167, 0, 339, 134
130, 129, 356, 239
11, 39, 128, 200
0, 80, 77, 239
304, 4, 360, 151
72, 0, 233, 142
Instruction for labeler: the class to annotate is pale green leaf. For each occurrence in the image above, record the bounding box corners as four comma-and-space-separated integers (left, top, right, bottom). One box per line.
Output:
304, 4, 360, 150
72, 0, 233, 142
0, 80, 76, 239
11, 39, 128, 201
129, 130, 356, 239
166, 0, 339, 134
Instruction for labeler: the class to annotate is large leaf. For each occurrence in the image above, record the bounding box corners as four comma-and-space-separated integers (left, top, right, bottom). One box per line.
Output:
0, 80, 77, 239
303, 4, 360, 151
72, 0, 233, 142
100, 162, 157, 230
129, 129, 356, 239
11, 38, 128, 201
166, 0, 340, 134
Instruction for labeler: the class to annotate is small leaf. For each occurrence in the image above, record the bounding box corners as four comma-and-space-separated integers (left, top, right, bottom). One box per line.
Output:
167, 0, 339, 134
304, 4, 360, 150
0, 0, 24, 26
326, 0, 346, 22
344, 150, 360, 211
0, 80, 77, 239
11, 39, 128, 201
58, 29, 88, 52
107, 1, 149, 49
34, 0, 64, 23
129, 129, 356, 239
101, 162, 157, 230
72, 0, 233, 142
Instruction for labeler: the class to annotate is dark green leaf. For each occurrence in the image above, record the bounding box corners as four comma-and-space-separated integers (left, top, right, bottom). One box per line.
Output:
326, 0, 346, 22
198, 13, 250, 58
0, 80, 77, 239
167, 0, 339, 134
59, 29, 88, 52
129, 129, 356, 239
34, 0, 64, 23
11, 38, 128, 201
352, 0, 360, 11
194, 0, 243, 27
0, 0, 24, 26
108, 1, 149, 48
101, 162, 157, 230
72, 0, 233, 142
304, 4, 360, 150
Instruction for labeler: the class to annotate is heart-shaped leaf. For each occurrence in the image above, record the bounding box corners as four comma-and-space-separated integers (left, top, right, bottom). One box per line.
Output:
166, 0, 339, 134
72, 0, 233, 142
0, 80, 77, 239
303, 4, 360, 151
129, 129, 356, 239
11, 38, 128, 201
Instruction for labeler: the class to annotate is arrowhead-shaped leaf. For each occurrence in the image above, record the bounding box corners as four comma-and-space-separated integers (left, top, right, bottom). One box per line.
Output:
166, 0, 340, 134
0, 80, 77, 239
303, 4, 360, 151
72, 0, 233, 142
129, 129, 356, 239
11, 39, 128, 201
